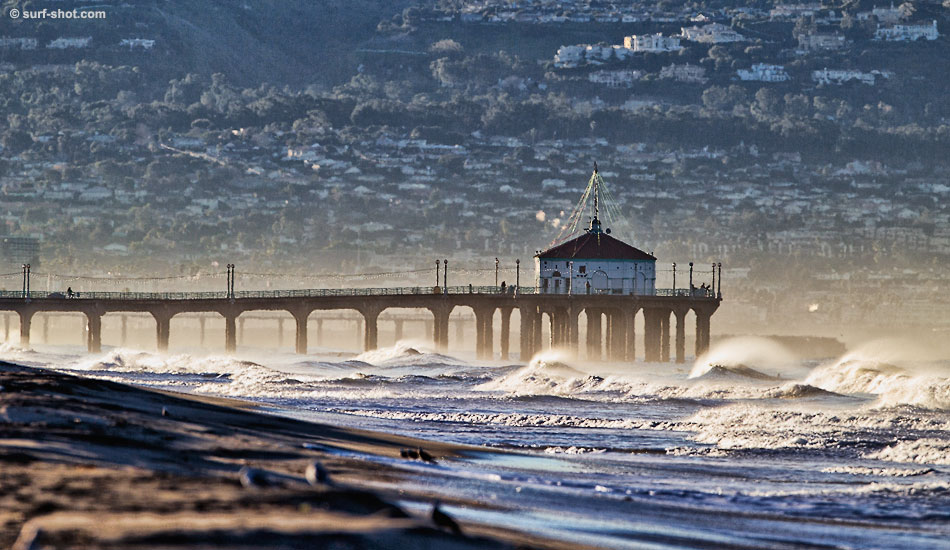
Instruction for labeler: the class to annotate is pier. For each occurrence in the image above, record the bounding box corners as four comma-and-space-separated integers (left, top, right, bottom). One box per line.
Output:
0, 286, 719, 362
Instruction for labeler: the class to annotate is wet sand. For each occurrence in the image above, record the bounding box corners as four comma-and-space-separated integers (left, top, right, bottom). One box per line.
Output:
0, 362, 589, 549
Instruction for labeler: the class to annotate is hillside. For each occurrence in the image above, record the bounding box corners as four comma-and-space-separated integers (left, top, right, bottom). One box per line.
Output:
0, 0, 413, 86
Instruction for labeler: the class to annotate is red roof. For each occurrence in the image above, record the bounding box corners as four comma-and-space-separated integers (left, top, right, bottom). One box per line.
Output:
537, 232, 655, 261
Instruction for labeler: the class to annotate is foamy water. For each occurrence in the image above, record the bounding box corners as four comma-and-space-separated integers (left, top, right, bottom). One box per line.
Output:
5, 336, 950, 548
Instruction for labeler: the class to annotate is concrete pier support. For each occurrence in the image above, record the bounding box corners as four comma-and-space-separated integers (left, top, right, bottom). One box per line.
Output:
642, 309, 660, 362
533, 310, 543, 352
42, 315, 49, 344
429, 306, 450, 353
19, 310, 33, 347
586, 309, 602, 361
474, 307, 494, 360
674, 310, 687, 364
695, 309, 712, 357
238, 317, 246, 346
315, 318, 323, 348
290, 310, 309, 355
86, 312, 102, 353
519, 305, 536, 360
153, 313, 170, 352
277, 318, 284, 348
606, 310, 626, 361
393, 319, 404, 342
624, 308, 637, 362
121, 315, 128, 346
224, 315, 237, 353
3, 313, 9, 342
499, 307, 513, 360
659, 310, 671, 363
361, 307, 381, 352
566, 307, 579, 350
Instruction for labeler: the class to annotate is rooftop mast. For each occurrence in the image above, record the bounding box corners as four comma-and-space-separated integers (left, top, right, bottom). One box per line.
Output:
589, 162, 603, 235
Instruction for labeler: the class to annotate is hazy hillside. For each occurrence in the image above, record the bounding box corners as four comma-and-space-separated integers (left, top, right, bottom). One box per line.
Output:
0, 0, 414, 86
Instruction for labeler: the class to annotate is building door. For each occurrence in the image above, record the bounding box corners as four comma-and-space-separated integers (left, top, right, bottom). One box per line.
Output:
591, 270, 608, 292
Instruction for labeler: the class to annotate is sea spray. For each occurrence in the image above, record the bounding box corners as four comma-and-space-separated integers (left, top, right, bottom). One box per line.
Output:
806, 339, 950, 410
689, 336, 799, 379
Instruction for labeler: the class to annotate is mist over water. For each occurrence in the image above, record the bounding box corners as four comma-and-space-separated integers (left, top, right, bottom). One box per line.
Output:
4, 334, 950, 548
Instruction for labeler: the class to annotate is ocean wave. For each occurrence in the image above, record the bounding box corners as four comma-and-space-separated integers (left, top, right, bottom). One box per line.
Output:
864, 438, 950, 466
335, 408, 655, 429
692, 364, 781, 382
354, 341, 468, 368
806, 357, 950, 410
674, 403, 950, 458
821, 466, 934, 477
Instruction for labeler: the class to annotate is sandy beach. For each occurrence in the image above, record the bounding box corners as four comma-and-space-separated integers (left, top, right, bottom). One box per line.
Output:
0, 361, 585, 550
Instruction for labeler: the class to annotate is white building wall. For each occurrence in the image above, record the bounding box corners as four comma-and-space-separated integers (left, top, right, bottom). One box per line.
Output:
535, 258, 656, 295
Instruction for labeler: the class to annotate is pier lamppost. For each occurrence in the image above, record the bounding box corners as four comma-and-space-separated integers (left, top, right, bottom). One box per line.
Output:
689, 262, 694, 292
21, 264, 31, 299
435, 259, 440, 289
711, 263, 716, 298
515, 259, 520, 295
495, 257, 499, 287
226, 264, 235, 299
672, 262, 677, 294
443, 259, 447, 292
717, 262, 722, 298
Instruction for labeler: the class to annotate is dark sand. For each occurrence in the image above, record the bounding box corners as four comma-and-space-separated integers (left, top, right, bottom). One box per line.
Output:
0, 362, 591, 549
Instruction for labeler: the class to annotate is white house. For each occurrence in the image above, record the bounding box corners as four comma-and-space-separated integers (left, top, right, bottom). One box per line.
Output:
623, 33, 682, 53
812, 68, 877, 85
119, 38, 156, 50
874, 21, 939, 41
0, 37, 38, 50
588, 69, 642, 87
536, 218, 656, 295
659, 63, 707, 83
554, 45, 586, 68
680, 23, 746, 43
798, 32, 847, 51
737, 63, 789, 82
47, 37, 91, 49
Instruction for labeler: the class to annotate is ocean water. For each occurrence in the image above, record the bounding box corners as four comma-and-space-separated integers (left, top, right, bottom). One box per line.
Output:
4, 337, 950, 549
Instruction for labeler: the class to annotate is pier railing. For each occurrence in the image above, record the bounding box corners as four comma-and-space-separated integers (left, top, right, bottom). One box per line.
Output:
0, 286, 715, 301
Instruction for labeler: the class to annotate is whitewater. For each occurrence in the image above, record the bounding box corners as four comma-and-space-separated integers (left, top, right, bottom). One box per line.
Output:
3, 336, 949, 549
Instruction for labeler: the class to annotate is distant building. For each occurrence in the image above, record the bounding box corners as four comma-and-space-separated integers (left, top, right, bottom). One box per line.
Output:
536, 220, 656, 295
536, 169, 657, 295
737, 63, 790, 82
119, 38, 156, 50
770, 3, 821, 19
554, 45, 586, 68
659, 63, 707, 83
812, 68, 877, 85
680, 23, 746, 43
798, 32, 848, 51
874, 21, 939, 41
588, 69, 642, 87
623, 33, 682, 52
1, 236, 40, 267
0, 37, 38, 50
47, 37, 92, 49
861, 4, 903, 24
